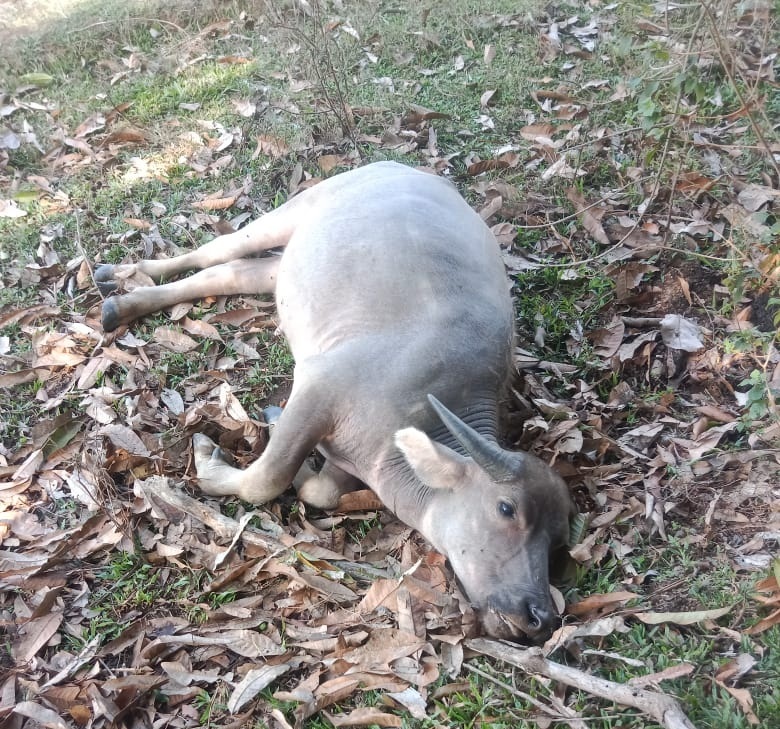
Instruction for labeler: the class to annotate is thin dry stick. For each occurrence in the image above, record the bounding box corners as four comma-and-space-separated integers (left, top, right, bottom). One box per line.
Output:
69, 17, 186, 33
465, 663, 588, 729
271, 0, 360, 151
466, 638, 697, 729
523, 5, 707, 271
701, 1, 780, 181
137, 476, 395, 581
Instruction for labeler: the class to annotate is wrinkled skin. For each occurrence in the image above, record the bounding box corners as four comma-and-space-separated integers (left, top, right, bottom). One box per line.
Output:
439, 455, 573, 641
395, 410, 575, 642
97, 162, 577, 641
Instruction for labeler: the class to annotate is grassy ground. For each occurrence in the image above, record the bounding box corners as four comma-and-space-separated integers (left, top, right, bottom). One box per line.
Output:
2, 1, 780, 727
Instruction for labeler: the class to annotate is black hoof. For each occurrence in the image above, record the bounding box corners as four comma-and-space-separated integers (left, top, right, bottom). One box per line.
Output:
263, 405, 283, 427
101, 298, 121, 332
94, 264, 117, 295
94, 264, 115, 282
211, 446, 235, 466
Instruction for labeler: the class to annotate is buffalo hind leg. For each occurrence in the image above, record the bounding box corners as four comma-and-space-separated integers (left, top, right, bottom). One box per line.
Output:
101, 256, 281, 331
95, 193, 308, 288
296, 460, 363, 510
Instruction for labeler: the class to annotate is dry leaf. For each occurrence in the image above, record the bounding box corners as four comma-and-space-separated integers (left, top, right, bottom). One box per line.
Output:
634, 605, 732, 625
628, 662, 695, 688
255, 134, 290, 158
660, 314, 703, 352
153, 327, 199, 352
590, 316, 625, 358
567, 591, 638, 618
325, 708, 403, 727
192, 195, 237, 211
467, 159, 509, 176
100, 424, 151, 456
567, 188, 611, 247
228, 664, 294, 713
13, 701, 70, 729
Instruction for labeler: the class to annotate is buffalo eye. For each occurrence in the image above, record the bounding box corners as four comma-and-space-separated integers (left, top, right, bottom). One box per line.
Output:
498, 501, 516, 519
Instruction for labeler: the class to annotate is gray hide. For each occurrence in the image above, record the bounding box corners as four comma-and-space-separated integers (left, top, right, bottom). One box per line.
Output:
98, 162, 575, 641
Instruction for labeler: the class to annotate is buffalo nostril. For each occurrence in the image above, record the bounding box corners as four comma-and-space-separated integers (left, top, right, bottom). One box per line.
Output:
522, 599, 555, 636
528, 605, 543, 629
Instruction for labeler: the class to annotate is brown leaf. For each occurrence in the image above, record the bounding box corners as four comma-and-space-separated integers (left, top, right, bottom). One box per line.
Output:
147, 629, 285, 659
608, 262, 657, 302
13, 613, 64, 662
567, 188, 611, 247
325, 708, 403, 727
77, 355, 109, 390
359, 579, 399, 613
676, 171, 716, 193
255, 134, 290, 159
217, 55, 252, 64
467, 159, 509, 176
0, 369, 39, 388
716, 653, 757, 683
678, 275, 692, 305
635, 605, 733, 625
318, 154, 351, 173
401, 106, 450, 126
533, 90, 577, 103
104, 127, 147, 145
122, 217, 151, 230
480, 89, 498, 108
0, 305, 60, 328
181, 316, 223, 341
519, 123, 555, 141
628, 662, 695, 688
746, 607, 780, 635
13, 701, 70, 729
73, 112, 105, 138
192, 194, 238, 211
567, 591, 638, 618
63, 135, 95, 157
153, 326, 199, 352
337, 489, 385, 511
714, 680, 760, 725
590, 316, 625, 358
695, 405, 735, 423
490, 222, 516, 247
338, 628, 425, 672
228, 663, 295, 713
100, 424, 151, 457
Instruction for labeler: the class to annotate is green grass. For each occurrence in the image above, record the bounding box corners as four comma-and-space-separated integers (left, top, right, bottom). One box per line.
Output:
71, 550, 241, 648
513, 264, 615, 362
2, 0, 779, 726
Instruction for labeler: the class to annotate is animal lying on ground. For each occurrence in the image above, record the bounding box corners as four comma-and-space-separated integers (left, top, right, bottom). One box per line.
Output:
97, 161, 575, 641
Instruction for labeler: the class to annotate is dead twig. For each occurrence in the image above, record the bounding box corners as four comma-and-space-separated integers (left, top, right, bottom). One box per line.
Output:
138, 475, 287, 551
137, 476, 396, 581
466, 638, 697, 729
701, 1, 780, 182
464, 663, 588, 729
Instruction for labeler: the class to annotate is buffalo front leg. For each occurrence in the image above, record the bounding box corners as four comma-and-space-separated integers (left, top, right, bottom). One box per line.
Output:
262, 405, 361, 509
101, 256, 280, 331
192, 381, 332, 504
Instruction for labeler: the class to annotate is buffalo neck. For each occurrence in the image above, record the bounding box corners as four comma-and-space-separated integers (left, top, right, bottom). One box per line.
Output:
372, 397, 500, 537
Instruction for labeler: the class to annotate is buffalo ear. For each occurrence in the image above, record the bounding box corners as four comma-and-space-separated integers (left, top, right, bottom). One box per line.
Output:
394, 428, 468, 489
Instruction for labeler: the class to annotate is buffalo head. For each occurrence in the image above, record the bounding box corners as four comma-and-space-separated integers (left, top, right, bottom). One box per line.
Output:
394, 395, 575, 642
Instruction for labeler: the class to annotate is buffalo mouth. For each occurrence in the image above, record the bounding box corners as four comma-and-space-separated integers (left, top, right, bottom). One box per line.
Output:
478, 599, 559, 644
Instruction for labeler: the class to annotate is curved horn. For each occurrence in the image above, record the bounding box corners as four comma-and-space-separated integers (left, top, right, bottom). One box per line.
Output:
427, 394, 521, 481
